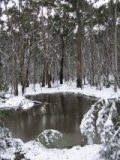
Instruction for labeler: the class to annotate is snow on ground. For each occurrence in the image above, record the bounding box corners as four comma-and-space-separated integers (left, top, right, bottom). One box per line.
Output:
1, 82, 116, 160
0, 81, 119, 160
23, 142, 101, 160
89, 0, 110, 8
25, 81, 120, 100
0, 81, 120, 110
0, 138, 101, 160
0, 127, 102, 160
0, 96, 34, 110
94, 0, 110, 8
87, 0, 110, 8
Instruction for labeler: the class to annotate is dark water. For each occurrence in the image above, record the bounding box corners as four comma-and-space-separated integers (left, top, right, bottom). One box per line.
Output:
3, 93, 96, 147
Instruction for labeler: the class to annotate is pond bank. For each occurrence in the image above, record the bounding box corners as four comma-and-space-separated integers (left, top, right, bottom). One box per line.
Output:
3, 93, 96, 146
0, 82, 119, 160
0, 135, 101, 160
1, 82, 120, 111
25, 82, 120, 100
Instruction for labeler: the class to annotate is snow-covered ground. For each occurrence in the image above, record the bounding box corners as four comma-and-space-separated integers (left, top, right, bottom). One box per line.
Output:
0, 127, 102, 160
93, 0, 110, 8
25, 82, 120, 100
87, 0, 110, 8
1, 138, 101, 160
23, 142, 101, 160
0, 96, 34, 110
1, 81, 120, 110
0, 81, 120, 160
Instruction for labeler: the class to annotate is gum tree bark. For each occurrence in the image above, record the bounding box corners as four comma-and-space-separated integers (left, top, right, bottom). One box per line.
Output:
76, 0, 82, 88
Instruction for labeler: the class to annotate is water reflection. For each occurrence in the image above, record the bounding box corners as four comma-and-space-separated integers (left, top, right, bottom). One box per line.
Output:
4, 93, 95, 147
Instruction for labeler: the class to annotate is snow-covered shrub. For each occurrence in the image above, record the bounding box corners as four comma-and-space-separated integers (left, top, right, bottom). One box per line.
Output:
0, 127, 11, 139
80, 99, 105, 144
100, 125, 115, 160
36, 129, 63, 148
0, 127, 24, 159
80, 105, 96, 144
80, 99, 120, 160
96, 100, 113, 136
99, 102, 120, 160
96, 101, 120, 160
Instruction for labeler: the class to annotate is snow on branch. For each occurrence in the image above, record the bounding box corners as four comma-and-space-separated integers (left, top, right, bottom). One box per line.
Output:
80, 99, 106, 144
80, 98, 120, 160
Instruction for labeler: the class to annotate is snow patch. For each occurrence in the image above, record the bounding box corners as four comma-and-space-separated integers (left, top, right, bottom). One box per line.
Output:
0, 127, 101, 160
0, 96, 34, 110
36, 129, 63, 148
23, 142, 101, 160
25, 82, 120, 100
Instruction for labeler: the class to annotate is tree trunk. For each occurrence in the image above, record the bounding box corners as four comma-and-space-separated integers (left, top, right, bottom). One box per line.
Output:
20, 53, 25, 94
76, 25, 82, 88
0, 54, 3, 91
76, 0, 82, 88
42, 61, 51, 88
91, 59, 95, 86
13, 55, 18, 96
14, 80, 18, 96
42, 59, 48, 87
60, 34, 65, 84
48, 73, 51, 88
114, 0, 118, 92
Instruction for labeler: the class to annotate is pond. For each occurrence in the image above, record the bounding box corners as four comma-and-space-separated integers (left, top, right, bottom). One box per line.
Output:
3, 93, 96, 148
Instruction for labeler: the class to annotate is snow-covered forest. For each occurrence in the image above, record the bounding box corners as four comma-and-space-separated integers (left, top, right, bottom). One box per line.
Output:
0, 0, 120, 160
0, 0, 120, 94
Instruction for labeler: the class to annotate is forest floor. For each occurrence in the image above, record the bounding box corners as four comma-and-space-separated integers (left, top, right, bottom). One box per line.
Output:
2, 140, 101, 160
1, 81, 120, 110
1, 81, 120, 160
21, 142, 101, 160
25, 81, 120, 100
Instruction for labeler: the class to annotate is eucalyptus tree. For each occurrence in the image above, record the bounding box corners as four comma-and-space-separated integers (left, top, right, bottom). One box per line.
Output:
0, 0, 42, 94
39, 0, 55, 87
0, 0, 19, 93
114, 0, 119, 92
62, 0, 91, 88
0, 0, 120, 94
18, 0, 41, 93
52, 0, 76, 84
0, 5, 4, 91
94, 0, 120, 90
